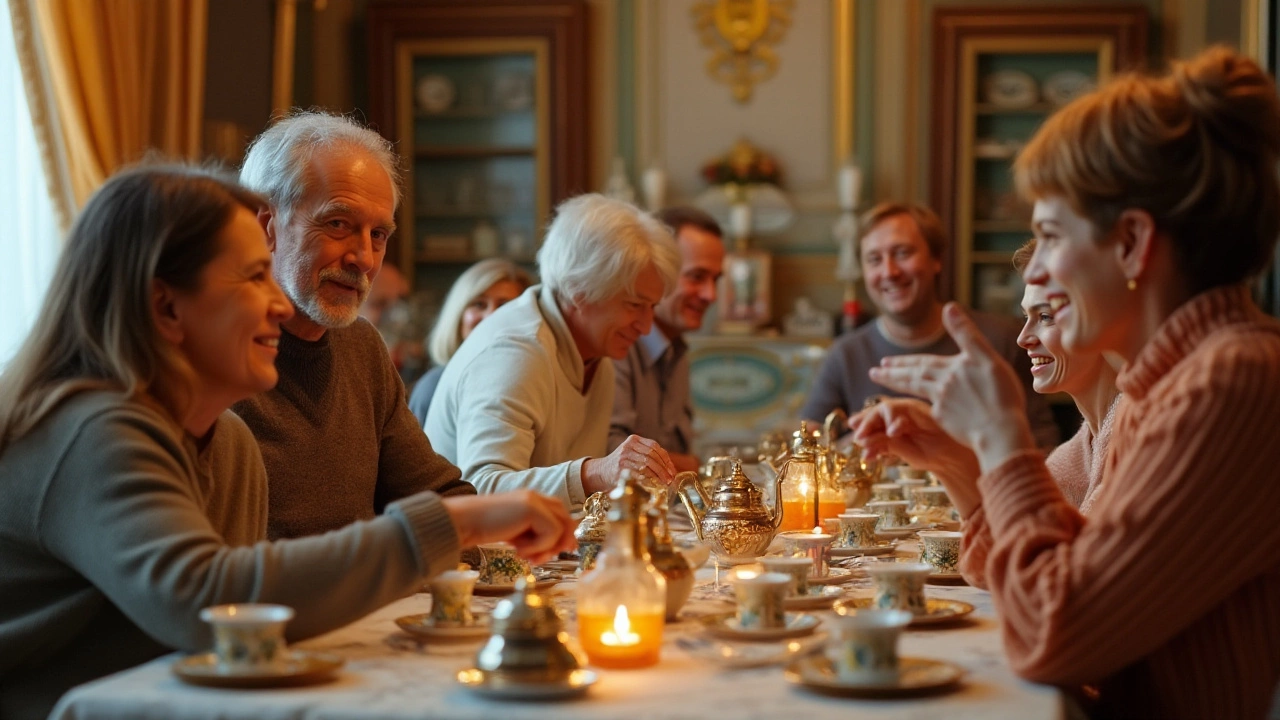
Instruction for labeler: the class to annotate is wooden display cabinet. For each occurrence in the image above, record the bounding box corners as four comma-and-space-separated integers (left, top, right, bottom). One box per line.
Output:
930, 6, 1148, 313
367, 0, 588, 290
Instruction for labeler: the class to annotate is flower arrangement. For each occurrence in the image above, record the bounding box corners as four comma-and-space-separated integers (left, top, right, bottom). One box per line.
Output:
700, 139, 782, 187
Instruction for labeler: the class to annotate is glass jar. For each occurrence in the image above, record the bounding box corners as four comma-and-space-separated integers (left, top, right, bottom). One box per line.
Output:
777, 422, 846, 532
576, 473, 666, 668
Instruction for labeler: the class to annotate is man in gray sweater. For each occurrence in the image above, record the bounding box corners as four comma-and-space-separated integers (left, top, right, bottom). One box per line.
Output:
800, 202, 1059, 448
236, 111, 475, 539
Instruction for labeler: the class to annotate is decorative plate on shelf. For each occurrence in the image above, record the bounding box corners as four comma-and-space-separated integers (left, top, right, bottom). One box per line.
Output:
416, 73, 456, 114
982, 70, 1038, 108
1043, 70, 1095, 106
492, 72, 533, 110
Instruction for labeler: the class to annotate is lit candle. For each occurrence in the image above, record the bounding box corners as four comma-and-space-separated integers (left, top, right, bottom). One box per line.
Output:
599, 606, 640, 647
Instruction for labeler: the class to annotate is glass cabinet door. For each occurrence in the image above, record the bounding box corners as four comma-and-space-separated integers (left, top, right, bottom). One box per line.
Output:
394, 39, 549, 283
956, 38, 1112, 316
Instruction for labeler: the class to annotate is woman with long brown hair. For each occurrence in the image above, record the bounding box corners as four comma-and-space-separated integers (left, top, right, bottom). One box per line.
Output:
0, 165, 573, 720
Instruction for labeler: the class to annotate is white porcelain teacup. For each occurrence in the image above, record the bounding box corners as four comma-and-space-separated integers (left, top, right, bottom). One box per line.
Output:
732, 571, 791, 629
827, 607, 913, 682
759, 556, 813, 596
870, 483, 904, 502
476, 542, 531, 585
866, 500, 911, 529
200, 603, 294, 671
864, 562, 933, 615
917, 531, 962, 574
776, 530, 834, 577
428, 569, 480, 627
835, 512, 880, 548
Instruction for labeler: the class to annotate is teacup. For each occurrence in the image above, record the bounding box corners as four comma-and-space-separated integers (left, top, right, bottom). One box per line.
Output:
917, 531, 962, 574
428, 569, 480, 627
870, 483, 904, 502
864, 562, 933, 614
732, 571, 791, 629
866, 500, 911, 529
897, 466, 928, 481
835, 512, 880, 548
895, 478, 929, 495
200, 603, 294, 671
912, 486, 952, 509
822, 518, 841, 535
476, 542, 531, 585
776, 530, 834, 577
759, 556, 813, 596
827, 607, 913, 682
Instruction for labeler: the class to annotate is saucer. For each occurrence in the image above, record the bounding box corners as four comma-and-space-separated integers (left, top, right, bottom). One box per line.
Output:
473, 569, 560, 596
395, 613, 492, 642
830, 541, 898, 558
834, 597, 975, 626
807, 567, 857, 586
875, 523, 933, 539
540, 559, 581, 573
784, 654, 965, 697
676, 631, 828, 668
456, 667, 598, 700
703, 613, 821, 642
172, 650, 343, 689
926, 570, 967, 585
784, 585, 845, 611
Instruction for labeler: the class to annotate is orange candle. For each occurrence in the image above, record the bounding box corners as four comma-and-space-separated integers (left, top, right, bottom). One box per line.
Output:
780, 498, 847, 532
578, 606, 664, 669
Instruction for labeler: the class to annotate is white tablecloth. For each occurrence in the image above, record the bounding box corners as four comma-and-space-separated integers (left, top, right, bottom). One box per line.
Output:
51, 553, 1062, 720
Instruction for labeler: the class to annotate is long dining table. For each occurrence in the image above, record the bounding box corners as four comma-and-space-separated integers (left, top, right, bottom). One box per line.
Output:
50, 540, 1064, 720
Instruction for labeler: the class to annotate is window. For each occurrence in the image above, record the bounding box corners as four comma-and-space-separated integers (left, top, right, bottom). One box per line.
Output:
0, 0, 61, 367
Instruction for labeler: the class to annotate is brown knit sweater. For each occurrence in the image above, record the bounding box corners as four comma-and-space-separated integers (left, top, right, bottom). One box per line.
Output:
234, 318, 475, 539
960, 394, 1119, 588
969, 285, 1280, 719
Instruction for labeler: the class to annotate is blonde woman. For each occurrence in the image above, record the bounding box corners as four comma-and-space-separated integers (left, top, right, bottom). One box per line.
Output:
409, 258, 532, 424
0, 166, 574, 720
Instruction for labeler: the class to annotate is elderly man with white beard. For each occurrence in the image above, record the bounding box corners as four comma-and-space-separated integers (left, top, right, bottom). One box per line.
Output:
235, 111, 475, 540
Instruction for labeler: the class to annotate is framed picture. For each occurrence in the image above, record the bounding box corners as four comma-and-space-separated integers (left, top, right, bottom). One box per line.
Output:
717, 249, 772, 333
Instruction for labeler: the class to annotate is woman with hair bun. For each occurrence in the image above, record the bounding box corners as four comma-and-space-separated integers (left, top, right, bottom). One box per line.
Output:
852, 46, 1280, 718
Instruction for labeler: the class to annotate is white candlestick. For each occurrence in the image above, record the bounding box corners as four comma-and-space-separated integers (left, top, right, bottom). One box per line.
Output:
641, 165, 666, 212
729, 202, 752, 243
838, 163, 861, 212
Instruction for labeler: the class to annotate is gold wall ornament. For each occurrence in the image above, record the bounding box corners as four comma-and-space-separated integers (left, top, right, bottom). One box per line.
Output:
693, 0, 795, 103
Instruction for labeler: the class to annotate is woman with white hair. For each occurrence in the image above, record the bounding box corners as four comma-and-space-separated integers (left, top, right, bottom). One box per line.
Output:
408, 259, 533, 425
425, 194, 682, 509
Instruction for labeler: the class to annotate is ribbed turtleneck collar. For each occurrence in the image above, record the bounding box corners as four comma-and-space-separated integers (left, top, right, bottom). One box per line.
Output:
1117, 284, 1261, 400
276, 326, 334, 393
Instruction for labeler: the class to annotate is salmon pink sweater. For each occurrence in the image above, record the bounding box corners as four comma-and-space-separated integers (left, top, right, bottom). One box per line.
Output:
968, 285, 1280, 719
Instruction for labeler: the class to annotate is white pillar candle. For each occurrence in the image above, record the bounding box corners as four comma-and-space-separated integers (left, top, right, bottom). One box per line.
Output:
641, 165, 666, 212
838, 163, 861, 211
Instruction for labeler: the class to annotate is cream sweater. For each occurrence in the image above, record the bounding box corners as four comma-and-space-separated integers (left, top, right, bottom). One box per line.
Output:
425, 285, 612, 510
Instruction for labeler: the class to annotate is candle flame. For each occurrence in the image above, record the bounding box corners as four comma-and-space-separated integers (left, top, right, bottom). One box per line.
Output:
600, 605, 641, 647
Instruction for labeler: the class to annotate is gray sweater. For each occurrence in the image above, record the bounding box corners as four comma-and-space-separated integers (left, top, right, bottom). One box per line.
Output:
0, 391, 459, 720
799, 313, 1061, 447
234, 318, 474, 539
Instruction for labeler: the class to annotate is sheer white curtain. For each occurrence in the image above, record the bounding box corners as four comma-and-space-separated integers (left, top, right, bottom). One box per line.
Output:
0, 0, 61, 367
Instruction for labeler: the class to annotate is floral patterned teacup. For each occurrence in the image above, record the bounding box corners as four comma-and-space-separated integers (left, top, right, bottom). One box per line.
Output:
828, 607, 913, 682
836, 512, 880, 548
866, 500, 911, 529
871, 483, 904, 502
732, 571, 791, 629
760, 556, 813, 596
199, 603, 294, 671
917, 531, 962, 574
477, 542, 531, 585
864, 562, 933, 615
428, 569, 480, 627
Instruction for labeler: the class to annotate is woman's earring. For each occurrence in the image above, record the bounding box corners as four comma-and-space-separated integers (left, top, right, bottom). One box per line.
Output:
1127, 279, 1137, 291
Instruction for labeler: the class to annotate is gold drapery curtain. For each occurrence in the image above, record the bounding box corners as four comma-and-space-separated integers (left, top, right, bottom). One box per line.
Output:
31, 0, 207, 207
